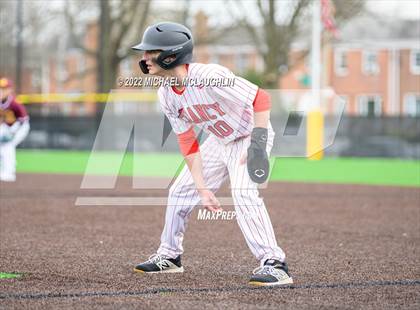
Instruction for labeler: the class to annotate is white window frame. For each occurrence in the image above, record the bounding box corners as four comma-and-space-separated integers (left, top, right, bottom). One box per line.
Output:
334, 94, 349, 114
357, 95, 382, 117
403, 93, 420, 116
409, 50, 420, 75
334, 49, 348, 76
235, 53, 248, 73
362, 50, 379, 75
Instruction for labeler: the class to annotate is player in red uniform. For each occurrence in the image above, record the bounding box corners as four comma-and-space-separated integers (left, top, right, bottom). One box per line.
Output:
0, 78, 30, 182
131, 22, 292, 286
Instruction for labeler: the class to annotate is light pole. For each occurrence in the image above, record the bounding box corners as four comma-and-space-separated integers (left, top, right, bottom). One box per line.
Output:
307, 0, 324, 160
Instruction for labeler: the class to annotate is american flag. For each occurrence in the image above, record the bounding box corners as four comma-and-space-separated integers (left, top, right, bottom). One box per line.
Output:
321, 0, 339, 37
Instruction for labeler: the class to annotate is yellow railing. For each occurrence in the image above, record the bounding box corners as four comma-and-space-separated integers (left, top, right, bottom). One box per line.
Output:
17, 92, 158, 104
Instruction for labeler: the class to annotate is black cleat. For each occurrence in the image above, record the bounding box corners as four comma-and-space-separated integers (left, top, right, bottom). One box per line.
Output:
249, 259, 293, 286
134, 254, 184, 274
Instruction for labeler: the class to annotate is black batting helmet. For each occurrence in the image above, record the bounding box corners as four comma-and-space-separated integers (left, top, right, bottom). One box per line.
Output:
132, 22, 193, 74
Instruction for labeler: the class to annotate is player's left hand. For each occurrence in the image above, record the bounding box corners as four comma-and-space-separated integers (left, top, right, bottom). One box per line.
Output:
199, 189, 223, 212
245, 127, 270, 184
0, 124, 14, 144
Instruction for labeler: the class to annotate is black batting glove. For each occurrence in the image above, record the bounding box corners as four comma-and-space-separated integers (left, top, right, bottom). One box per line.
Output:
247, 127, 269, 184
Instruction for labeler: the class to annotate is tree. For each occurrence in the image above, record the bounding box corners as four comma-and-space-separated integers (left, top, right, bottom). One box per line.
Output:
229, 0, 365, 88
0, 1, 18, 80
65, 0, 151, 94
0, 0, 62, 92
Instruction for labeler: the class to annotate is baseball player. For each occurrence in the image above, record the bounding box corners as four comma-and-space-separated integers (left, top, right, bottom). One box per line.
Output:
132, 22, 292, 286
0, 78, 30, 182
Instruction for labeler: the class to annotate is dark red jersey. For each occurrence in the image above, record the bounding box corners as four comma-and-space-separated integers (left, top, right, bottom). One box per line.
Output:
0, 95, 29, 126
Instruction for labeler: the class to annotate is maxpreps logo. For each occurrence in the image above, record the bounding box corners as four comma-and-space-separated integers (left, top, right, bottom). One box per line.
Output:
197, 209, 257, 221
197, 209, 236, 221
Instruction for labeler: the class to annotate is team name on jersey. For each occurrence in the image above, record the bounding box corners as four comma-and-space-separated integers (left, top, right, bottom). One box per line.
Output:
179, 102, 225, 124
179, 103, 234, 138
159, 63, 257, 143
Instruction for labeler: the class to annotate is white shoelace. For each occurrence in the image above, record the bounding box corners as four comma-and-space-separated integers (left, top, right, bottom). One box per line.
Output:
147, 254, 162, 263
146, 254, 169, 270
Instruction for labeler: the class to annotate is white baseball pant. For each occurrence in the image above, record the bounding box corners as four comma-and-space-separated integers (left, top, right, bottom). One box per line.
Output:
157, 123, 286, 265
0, 121, 30, 181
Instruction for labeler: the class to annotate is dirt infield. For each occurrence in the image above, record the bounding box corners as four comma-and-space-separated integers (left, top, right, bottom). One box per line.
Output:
0, 173, 419, 309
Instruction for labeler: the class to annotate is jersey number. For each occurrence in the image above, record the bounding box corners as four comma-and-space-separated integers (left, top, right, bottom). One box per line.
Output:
207, 120, 234, 138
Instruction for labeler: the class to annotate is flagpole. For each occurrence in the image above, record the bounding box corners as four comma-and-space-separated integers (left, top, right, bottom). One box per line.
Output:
311, 0, 321, 109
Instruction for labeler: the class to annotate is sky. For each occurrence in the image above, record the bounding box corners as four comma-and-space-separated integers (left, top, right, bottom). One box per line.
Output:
365, 0, 420, 19
170, 0, 420, 26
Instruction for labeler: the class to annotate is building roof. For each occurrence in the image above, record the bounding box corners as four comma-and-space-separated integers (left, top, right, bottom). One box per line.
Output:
208, 13, 420, 50
204, 24, 257, 46
338, 13, 420, 42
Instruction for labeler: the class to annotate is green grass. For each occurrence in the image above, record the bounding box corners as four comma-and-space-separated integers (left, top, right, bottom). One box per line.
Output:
0, 272, 22, 279
269, 157, 420, 187
16, 150, 420, 187
16, 150, 184, 177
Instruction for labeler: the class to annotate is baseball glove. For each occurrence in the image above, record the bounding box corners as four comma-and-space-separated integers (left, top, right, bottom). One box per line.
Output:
247, 127, 269, 184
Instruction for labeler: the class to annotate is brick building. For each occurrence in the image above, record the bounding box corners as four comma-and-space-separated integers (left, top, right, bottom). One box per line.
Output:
47, 12, 419, 117
281, 16, 420, 117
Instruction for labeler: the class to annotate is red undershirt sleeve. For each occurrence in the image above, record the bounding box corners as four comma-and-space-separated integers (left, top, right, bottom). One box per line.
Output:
252, 88, 272, 112
177, 126, 200, 156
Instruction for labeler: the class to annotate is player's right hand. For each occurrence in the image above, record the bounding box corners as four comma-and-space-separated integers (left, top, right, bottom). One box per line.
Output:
199, 189, 222, 212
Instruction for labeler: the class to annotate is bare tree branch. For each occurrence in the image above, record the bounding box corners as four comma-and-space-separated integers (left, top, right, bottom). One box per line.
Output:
268, 0, 275, 25
289, 0, 310, 28
228, 0, 264, 55
226, 0, 364, 87
116, 0, 151, 61
181, 0, 191, 27
333, 0, 365, 24
64, 66, 97, 83
137, 0, 152, 42
256, 0, 266, 20
111, 0, 141, 57
64, 0, 96, 57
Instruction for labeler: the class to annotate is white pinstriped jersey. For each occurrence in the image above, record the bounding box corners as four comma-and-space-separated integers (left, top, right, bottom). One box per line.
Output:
158, 63, 258, 143
155, 64, 286, 265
